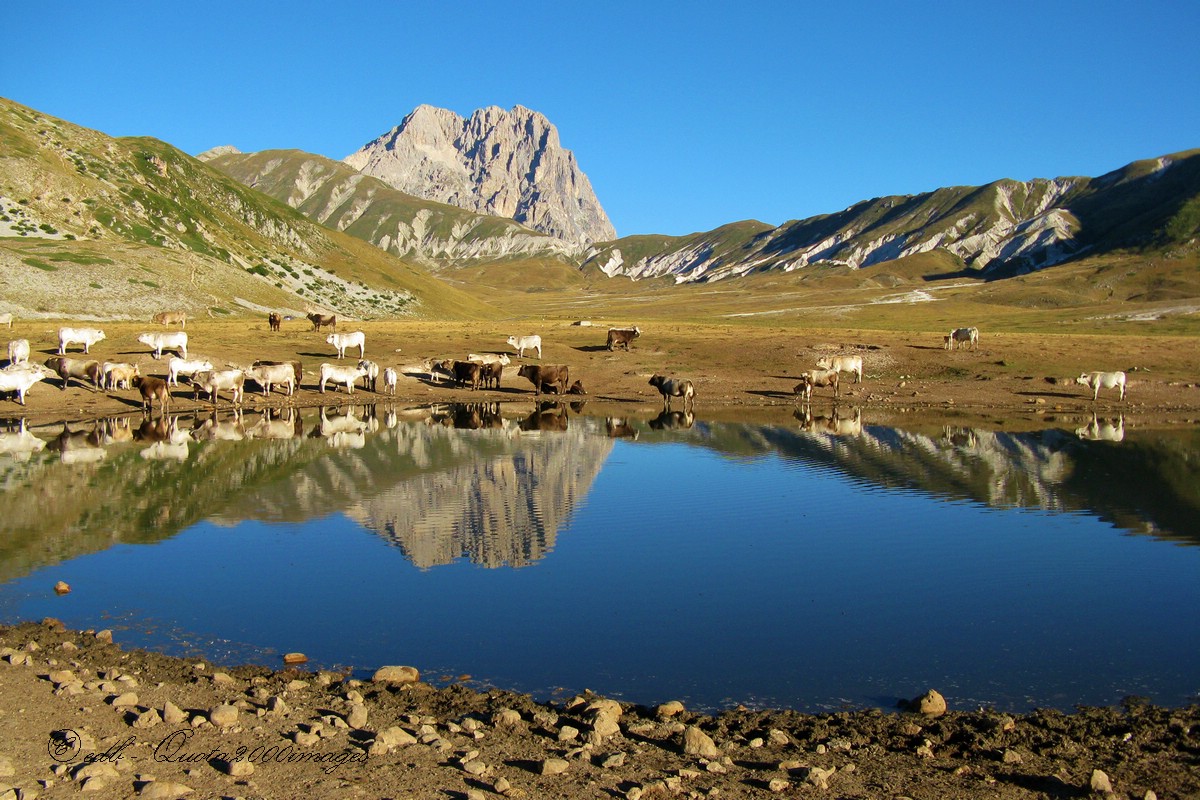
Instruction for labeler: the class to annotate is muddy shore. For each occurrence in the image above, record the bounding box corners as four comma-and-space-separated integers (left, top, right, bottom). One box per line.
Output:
1, 621, 1196, 800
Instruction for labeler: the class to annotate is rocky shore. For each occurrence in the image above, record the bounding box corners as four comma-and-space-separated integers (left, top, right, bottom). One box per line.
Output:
0, 621, 1195, 799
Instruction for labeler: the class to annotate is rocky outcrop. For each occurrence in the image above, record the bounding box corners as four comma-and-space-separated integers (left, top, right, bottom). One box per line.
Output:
344, 105, 616, 248
584, 150, 1200, 283
208, 149, 578, 269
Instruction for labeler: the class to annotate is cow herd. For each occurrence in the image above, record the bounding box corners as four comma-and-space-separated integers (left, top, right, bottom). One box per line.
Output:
0, 314, 1138, 416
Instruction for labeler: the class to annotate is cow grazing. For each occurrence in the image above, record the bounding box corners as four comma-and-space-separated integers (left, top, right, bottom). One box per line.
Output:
307, 312, 337, 331
606, 326, 641, 351
0, 313, 12, 329
319, 363, 368, 394
1076, 370, 1127, 401
152, 310, 187, 328
268, 312, 282, 331
44, 356, 101, 390
167, 357, 215, 386
327, 330, 366, 359
0, 365, 47, 405
517, 364, 569, 396
506, 334, 542, 359
357, 359, 380, 392
191, 369, 246, 406
945, 327, 980, 350
382, 366, 398, 395
648, 374, 696, 411
101, 361, 140, 390
133, 375, 169, 412
57, 327, 106, 354
247, 362, 297, 396
7, 338, 30, 365
816, 354, 863, 383
794, 368, 840, 401
137, 331, 188, 359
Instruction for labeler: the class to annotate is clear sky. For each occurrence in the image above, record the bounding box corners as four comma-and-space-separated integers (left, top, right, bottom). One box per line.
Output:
6, 1, 1198, 238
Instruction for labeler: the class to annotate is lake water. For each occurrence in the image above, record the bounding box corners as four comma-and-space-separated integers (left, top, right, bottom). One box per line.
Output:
0, 403, 1197, 713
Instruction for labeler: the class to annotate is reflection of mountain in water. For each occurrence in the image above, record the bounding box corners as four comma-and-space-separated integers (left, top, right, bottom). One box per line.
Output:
660, 416, 1200, 546
346, 422, 613, 568
1, 409, 1196, 587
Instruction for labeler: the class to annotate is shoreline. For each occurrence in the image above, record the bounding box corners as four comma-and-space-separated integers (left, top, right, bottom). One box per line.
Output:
1, 620, 1197, 799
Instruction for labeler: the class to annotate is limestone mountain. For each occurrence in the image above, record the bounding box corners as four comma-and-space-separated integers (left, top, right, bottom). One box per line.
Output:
343, 104, 616, 248
0, 97, 497, 320
584, 150, 1200, 283
204, 148, 577, 270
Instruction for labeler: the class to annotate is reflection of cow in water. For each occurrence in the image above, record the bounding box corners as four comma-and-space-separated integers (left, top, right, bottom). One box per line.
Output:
519, 402, 569, 432
434, 403, 505, 430
794, 406, 862, 436
1076, 413, 1125, 442
649, 409, 694, 430
606, 417, 639, 440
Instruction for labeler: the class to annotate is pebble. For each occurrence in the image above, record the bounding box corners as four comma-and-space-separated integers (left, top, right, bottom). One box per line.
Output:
1090, 769, 1113, 794
655, 700, 685, 719
162, 702, 186, 725
139, 780, 195, 798
914, 689, 947, 718
133, 709, 162, 729
682, 726, 720, 758
540, 758, 569, 775
345, 703, 368, 729
110, 692, 139, 708
217, 759, 253, 777
371, 665, 420, 684
282, 652, 308, 665
208, 704, 239, 728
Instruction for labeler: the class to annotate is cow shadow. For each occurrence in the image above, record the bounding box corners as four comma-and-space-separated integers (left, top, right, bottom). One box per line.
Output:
1015, 390, 1078, 399
746, 389, 794, 400
573, 345, 611, 353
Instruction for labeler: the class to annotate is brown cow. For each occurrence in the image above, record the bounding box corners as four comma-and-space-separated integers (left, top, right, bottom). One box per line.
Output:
152, 310, 187, 328
648, 374, 695, 411
517, 364, 570, 396
794, 368, 840, 401
133, 375, 169, 413
606, 326, 641, 351
268, 312, 281, 331
307, 312, 337, 331
438, 359, 482, 390
43, 356, 101, 390
480, 361, 504, 390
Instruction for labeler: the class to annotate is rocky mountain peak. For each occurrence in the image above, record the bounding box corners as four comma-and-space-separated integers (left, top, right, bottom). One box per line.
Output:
344, 105, 615, 248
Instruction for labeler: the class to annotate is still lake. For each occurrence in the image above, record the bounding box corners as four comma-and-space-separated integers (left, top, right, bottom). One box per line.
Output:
0, 403, 1197, 713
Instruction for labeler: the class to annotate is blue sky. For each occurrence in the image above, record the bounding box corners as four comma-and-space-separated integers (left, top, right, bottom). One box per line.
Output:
6, 1, 1198, 238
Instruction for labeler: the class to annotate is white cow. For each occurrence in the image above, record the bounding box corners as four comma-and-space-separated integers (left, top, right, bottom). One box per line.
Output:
1075, 370, 1127, 401
192, 369, 245, 406
58, 327, 106, 354
1076, 413, 1125, 442
816, 354, 863, 383
0, 365, 47, 405
137, 331, 188, 359
319, 363, 368, 394
382, 366, 398, 395
7, 339, 30, 365
246, 362, 297, 396
506, 334, 542, 359
945, 327, 979, 350
357, 359, 380, 392
0, 419, 46, 461
327, 331, 366, 359
0, 313, 13, 329
468, 353, 511, 366
167, 357, 214, 386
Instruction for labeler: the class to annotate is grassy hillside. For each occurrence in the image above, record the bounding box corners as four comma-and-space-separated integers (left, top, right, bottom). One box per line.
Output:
0, 98, 499, 320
